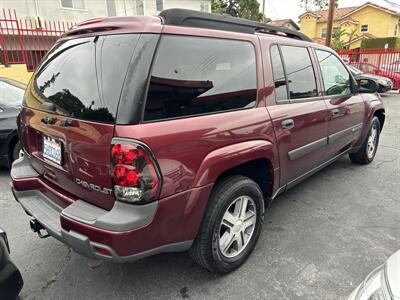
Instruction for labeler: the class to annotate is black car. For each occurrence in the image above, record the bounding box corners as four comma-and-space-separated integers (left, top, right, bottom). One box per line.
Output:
0, 78, 25, 168
347, 64, 393, 93
0, 227, 24, 299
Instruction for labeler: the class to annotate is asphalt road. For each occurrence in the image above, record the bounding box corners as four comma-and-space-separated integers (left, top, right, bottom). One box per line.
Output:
1, 93, 399, 300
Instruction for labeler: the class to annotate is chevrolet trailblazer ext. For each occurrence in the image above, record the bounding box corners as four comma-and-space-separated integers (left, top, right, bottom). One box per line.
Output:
11, 9, 384, 273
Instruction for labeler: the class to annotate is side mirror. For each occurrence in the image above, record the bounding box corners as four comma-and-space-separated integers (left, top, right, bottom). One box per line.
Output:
357, 79, 379, 94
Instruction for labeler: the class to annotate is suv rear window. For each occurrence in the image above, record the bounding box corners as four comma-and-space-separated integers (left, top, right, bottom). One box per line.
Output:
144, 35, 257, 121
27, 34, 140, 123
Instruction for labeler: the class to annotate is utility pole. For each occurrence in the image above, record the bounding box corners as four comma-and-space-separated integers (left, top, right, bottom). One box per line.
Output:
262, 0, 266, 22
325, 0, 335, 47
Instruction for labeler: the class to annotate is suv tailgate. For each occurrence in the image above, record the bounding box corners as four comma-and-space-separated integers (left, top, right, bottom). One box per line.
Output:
19, 34, 141, 210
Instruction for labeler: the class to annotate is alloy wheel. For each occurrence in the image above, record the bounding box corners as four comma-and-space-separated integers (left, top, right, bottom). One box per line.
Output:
367, 123, 378, 159
218, 196, 257, 258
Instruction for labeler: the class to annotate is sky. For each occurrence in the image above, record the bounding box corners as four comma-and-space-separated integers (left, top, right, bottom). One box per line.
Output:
263, 0, 400, 22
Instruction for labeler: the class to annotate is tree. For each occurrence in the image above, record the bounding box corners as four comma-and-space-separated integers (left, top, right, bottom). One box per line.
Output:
345, 29, 358, 49
212, 0, 224, 13
212, 0, 263, 21
331, 28, 346, 50
300, 0, 338, 11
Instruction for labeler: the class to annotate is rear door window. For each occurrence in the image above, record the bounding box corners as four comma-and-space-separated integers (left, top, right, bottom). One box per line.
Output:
270, 45, 288, 102
144, 35, 257, 121
280, 45, 318, 100
29, 34, 140, 123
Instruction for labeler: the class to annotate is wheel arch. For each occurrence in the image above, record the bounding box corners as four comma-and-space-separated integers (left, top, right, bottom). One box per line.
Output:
193, 140, 278, 203
374, 108, 385, 131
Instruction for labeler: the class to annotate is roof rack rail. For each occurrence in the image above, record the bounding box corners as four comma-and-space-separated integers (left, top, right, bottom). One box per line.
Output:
159, 9, 312, 42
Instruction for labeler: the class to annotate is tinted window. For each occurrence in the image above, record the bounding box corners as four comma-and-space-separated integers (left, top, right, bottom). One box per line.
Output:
30, 34, 139, 123
280, 46, 318, 100
270, 45, 288, 102
316, 50, 351, 96
0, 81, 24, 107
144, 36, 257, 121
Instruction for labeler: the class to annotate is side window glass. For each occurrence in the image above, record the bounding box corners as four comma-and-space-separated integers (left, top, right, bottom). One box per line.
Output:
316, 50, 351, 96
280, 46, 318, 99
270, 45, 288, 102
144, 35, 257, 121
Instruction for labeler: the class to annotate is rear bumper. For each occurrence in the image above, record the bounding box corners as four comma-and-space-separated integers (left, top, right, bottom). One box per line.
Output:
11, 156, 213, 262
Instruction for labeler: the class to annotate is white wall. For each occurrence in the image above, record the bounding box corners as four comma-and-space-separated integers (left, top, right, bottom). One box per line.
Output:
163, 0, 210, 13
2, 0, 211, 23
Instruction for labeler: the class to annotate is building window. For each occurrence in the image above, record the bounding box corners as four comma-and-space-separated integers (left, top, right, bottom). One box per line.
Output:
321, 27, 341, 38
106, 0, 117, 16
321, 28, 327, 38
136, 0, 144, 15
200, 2, 209, 12
61, 0, 85, 9
361, 24, 368, 32
156, 0, 163, 11
333, 27, 341, 34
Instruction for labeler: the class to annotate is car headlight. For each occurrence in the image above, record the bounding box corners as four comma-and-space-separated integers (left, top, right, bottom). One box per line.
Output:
350, 264, 391, 300
377, 79, 390, 86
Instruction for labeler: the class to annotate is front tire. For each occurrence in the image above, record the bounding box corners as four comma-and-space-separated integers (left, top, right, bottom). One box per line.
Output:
349, 117, 380, 164
189, 175, 264, 274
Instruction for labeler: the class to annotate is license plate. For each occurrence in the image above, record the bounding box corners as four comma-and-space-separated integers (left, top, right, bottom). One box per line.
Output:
43, 136, 62, 165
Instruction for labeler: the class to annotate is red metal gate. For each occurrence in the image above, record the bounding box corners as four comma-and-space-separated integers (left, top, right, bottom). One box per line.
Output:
337, 48, 400, 90
0, 9, 73, 71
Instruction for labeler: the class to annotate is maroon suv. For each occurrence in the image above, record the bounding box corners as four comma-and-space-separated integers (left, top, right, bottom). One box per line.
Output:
11, 9, 384, 273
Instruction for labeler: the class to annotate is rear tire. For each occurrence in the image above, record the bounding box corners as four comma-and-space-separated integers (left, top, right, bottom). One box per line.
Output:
349, 117, 380, 164
189, 175, 264, 274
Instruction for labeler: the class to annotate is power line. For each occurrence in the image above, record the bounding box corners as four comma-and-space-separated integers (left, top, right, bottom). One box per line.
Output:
382, 0, 400, 9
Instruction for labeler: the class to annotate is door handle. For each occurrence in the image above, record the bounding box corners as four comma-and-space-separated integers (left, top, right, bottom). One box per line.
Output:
59, 119, 74, 127
41, 117, 56, 125
331, 109, 340, 118
281, 119, 294, 130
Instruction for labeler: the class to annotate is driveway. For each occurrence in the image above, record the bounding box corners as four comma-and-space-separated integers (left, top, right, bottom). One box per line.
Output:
1, 93, 399, 300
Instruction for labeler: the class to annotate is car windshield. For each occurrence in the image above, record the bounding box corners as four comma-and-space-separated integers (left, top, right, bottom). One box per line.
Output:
0, 80, 25, 107
347, 65, 363, 75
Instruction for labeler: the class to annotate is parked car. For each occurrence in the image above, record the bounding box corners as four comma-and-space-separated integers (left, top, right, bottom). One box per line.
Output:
11, 9, 384, 274
348, 250, 400, 300
381, 60, 400, 74
0, 77, 25, 168
0, 227, 24, 299
347, 64, 393, 93
351, 62, 400, 90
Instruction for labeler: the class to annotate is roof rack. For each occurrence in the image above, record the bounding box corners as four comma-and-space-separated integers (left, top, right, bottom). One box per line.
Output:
159, 9, 312, 42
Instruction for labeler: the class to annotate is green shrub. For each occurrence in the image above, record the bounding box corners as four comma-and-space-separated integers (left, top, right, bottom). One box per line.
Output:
361, 37, 400, 49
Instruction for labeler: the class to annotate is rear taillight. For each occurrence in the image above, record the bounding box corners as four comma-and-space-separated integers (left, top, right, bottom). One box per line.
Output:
111, 139, 161, 204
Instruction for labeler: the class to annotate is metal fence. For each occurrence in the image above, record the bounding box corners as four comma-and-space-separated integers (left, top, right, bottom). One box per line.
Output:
337, 48, 400, 90
0, 9, 73, 71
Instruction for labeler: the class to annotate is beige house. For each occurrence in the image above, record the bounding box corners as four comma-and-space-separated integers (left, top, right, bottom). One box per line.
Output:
299, 2, 400, 49
1, 0, 211, 23
269, 19, 300, 31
